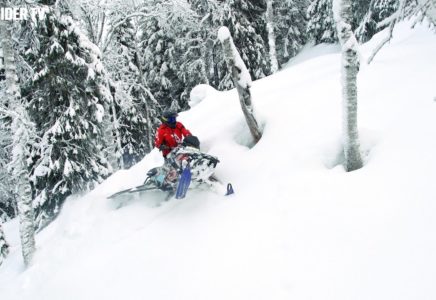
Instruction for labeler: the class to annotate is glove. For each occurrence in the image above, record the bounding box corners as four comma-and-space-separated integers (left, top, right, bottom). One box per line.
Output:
159, 144, 170, 151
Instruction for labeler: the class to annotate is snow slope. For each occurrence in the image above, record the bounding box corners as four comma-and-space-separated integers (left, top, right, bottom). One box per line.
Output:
1, 21, 436, 300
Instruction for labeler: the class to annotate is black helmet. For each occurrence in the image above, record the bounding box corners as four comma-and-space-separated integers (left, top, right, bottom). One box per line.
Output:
162, 110, 178, 128
182, 135, 200, 149
162, 110, 178, 119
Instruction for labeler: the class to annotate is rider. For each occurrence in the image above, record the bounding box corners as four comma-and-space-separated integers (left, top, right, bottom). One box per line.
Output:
155, 110, 192, 159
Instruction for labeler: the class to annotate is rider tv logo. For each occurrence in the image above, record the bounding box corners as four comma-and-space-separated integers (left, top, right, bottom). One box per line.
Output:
0, 7, 46, 21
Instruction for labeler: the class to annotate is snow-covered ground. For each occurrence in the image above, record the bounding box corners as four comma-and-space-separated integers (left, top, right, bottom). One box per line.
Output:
1, 21, 436, 300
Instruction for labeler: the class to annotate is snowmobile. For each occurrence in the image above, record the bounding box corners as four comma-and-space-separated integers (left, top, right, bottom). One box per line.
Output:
107, 136, 234, 205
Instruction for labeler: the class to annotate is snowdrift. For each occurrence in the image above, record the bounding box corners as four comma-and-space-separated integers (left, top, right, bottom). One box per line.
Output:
1, 21, 436, 300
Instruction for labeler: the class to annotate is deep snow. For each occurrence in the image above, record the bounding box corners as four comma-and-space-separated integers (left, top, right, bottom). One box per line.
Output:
1, 21, 436, 300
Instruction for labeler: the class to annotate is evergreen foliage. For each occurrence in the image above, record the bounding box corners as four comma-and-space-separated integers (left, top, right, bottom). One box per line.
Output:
307, 0, 337, 43
188, 0, 228, 89
0, 0, 432, 232
140, 17, 180, 109
355, 0, 398, 42
21, 10, 111, 227
104, 18, 160, 168
137, 0, 201, 110
273, 0, 308, 66
307, 0, 409, 44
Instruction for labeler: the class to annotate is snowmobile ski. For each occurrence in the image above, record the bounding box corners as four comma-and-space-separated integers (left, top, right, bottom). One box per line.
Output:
107, 185, 157, 199
175, 166, 192, 199
225, 183, 234, 196
107, 177, 157, 200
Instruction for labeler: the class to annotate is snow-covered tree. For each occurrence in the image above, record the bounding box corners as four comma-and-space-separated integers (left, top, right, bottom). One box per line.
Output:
219, 26, 262, 143
333, 0, 363, 172
140, 14, 180, 109
138, 0, 203, 110
308, 0, 395, 44
177, 26, 209, 104
220, 0, 271, 86
355, 0, 397, 42
0, 125, 16, 222
307, 0, 337, 43
0, 82, 16, 222
273, 0, 308, 66
0, 223, 9, 266
188, 0, 228, 89
77, 0, 109, 47
418, 0, 436, 25
266, 0, 279, 73
105, 16, 161, 168
21, 9, 111, 228
367, 0, 415, 63
1, 16, 36, 266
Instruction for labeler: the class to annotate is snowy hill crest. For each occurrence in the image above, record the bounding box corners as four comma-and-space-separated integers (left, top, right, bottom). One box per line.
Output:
1, 21, 436, 300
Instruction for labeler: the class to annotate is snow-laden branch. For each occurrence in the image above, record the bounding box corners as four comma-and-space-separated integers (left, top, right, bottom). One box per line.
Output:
102, 12, 155, 53
367, 0, 407, 64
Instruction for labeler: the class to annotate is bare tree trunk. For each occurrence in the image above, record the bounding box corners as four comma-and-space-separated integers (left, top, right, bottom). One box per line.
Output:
219, 27, 262, 143
109, 85, 125, 170
133, 47, 156, 152
333, 0, 363, 172
266, 0, 279, 73
0, 21, 36, 266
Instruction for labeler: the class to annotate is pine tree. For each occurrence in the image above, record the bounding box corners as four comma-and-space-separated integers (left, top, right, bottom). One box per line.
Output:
21, 10, 111, 228
105, 17, 160, 168
307, 0, 337, 43
355, 0, 397, 42
0, 223, 9, 266
308, 0, 404, 45
273, 0, 308, 66
177, 26, 209, 105
188, 0, 227, 89
139, 2, 185, 109
367, 0, 418, 63
130, 0, 205, 110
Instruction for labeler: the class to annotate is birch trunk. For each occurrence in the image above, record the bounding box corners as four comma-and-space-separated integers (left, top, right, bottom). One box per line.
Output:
219, 27, 262, 143
0, 20, 36, 266
266, 0, 279, 73
110, 99, 125, 170
333, 0, 363, 172
134, 49, 155, 152
108, 84, 125, 169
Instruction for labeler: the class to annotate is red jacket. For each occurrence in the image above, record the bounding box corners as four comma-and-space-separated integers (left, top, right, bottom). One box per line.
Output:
155, 122, 191, 157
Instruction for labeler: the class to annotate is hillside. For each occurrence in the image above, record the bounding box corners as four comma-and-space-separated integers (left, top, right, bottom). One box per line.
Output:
1, 21, 436, 300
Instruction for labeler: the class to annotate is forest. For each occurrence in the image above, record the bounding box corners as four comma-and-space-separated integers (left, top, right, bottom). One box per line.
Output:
0, 0, 435, 266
